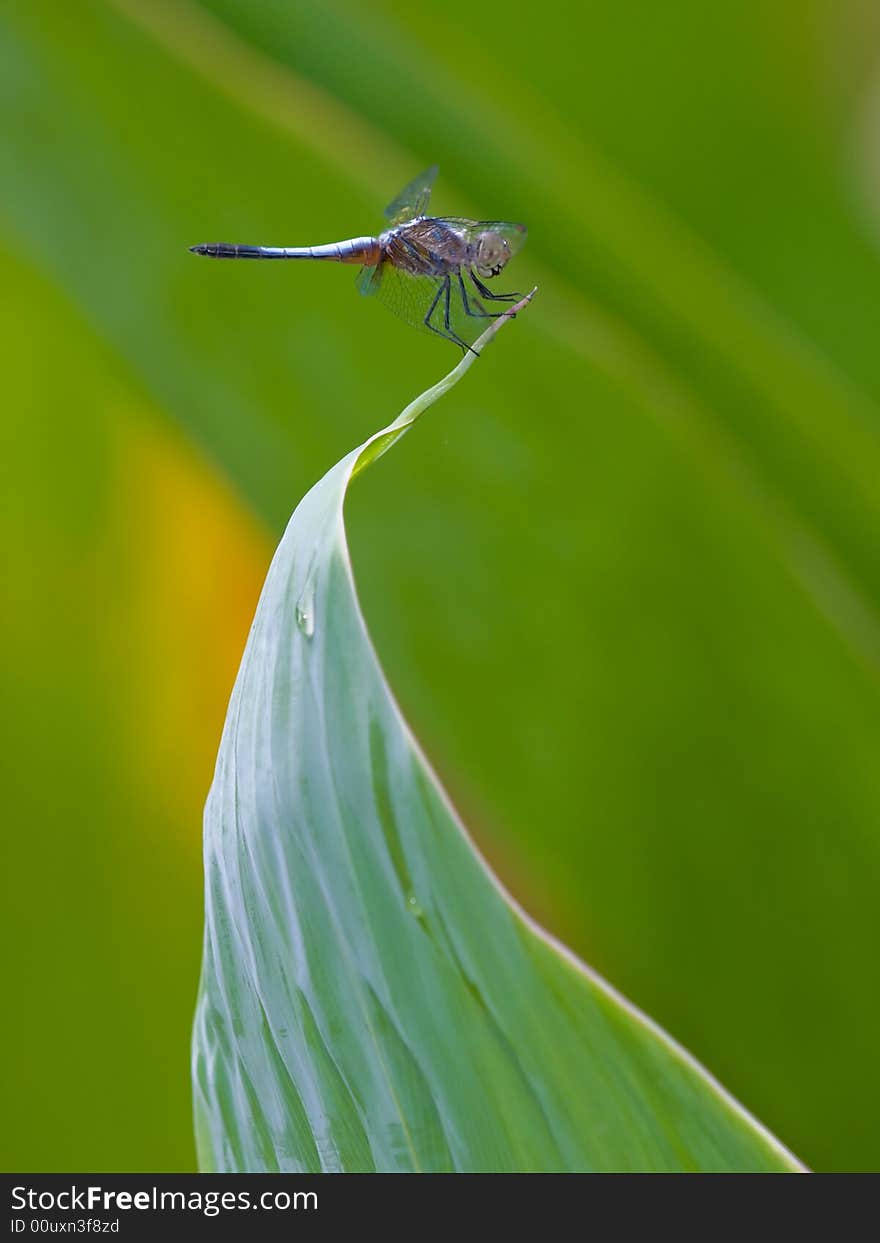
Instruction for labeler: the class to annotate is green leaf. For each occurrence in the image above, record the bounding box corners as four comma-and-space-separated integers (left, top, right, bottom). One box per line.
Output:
193, 303, 802, 1173
6, 0, 879, 1173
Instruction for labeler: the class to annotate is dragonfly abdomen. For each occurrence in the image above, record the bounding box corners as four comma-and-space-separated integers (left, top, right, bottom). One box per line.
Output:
189, 237, 380, 263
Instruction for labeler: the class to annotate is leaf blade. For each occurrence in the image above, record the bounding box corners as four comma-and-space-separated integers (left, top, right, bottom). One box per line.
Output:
193, 309, 804, 1172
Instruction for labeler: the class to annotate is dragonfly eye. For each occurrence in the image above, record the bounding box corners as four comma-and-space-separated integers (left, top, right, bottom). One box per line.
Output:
474, 231, 511, 279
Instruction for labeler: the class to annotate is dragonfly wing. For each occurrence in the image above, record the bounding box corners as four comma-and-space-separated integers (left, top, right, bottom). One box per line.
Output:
356, 262, 384, 298
436, 218, 528, 259
357, 227, 437, 301
357, 260, 495, 348
357, 261, 443, 334
384, 165, 439, 225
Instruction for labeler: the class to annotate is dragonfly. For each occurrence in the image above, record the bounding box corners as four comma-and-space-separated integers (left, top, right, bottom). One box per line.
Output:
189, 166, 527, 352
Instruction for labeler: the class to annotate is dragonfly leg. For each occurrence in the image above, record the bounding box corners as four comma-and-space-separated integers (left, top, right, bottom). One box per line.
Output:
469, 268, 521, 303
424, 276, 476, 353
443, 275, 479, 354
422, 280, 448, 344
457, 272, 508, 319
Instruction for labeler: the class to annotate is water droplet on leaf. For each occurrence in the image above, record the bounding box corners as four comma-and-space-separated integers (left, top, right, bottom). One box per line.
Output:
295, 585, 315, 637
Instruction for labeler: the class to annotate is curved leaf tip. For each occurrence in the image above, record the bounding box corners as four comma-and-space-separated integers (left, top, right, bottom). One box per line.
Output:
351, 286, 537, 481
193, 296, 804, 1173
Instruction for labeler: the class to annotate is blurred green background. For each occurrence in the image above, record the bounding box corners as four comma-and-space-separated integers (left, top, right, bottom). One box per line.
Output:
3, 0, 880, 1172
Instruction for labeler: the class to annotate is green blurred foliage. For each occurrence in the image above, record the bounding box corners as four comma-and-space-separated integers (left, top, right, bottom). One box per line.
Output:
2, 0, 880, 1171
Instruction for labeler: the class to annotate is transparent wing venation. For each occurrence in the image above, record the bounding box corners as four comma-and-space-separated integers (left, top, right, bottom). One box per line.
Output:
384, 165, 439, 225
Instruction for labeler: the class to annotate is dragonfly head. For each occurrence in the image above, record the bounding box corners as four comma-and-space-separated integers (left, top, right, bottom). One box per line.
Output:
474, 231, 511, 279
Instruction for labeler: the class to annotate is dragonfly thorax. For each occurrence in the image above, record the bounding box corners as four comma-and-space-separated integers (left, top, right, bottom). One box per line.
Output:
474, 230, 511, 279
